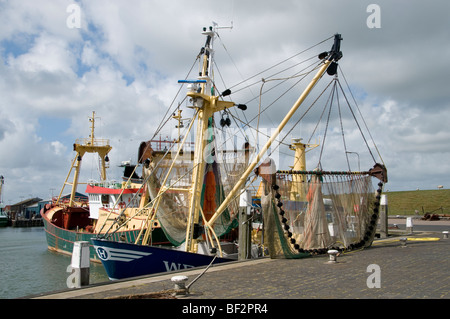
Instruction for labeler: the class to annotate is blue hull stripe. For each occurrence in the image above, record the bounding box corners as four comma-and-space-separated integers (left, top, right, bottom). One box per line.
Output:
91, 238, 232, 280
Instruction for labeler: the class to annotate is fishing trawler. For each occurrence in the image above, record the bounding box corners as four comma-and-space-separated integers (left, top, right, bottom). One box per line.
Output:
92, 28, 387, 280
41, 112, 168, 261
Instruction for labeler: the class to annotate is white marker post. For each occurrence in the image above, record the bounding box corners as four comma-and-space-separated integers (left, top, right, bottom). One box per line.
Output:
379, 195, 388, 238
406, 217, 413, 234
238, 190, 252, 260
69, 241, 90, 288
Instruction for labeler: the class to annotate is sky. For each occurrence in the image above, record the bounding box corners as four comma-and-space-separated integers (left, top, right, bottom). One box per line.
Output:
1, 0, 449, 204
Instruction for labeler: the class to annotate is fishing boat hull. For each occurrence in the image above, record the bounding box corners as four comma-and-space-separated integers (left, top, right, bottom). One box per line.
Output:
42, 216, 143, 262
40, 184, 168, 262
91, 238, 234, 280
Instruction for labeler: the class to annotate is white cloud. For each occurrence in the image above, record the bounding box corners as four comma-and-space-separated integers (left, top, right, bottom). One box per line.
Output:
1, 0, 450, 203
7, 33, 75, 73
50, 141, 66, 156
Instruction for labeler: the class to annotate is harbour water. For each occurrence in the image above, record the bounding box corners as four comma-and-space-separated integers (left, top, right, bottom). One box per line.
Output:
0, 226, 109, 299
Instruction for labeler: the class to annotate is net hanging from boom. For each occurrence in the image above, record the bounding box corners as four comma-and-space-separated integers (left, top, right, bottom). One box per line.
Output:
143, 118, 248, 246
258, 164, 386, 259
250, 53, 388, 258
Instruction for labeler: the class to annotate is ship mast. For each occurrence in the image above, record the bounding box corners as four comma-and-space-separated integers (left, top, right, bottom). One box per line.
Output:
184, 26, 236, 253
56, 111, 112, 206
183, 31, 342, 253
289, 138, 319, 201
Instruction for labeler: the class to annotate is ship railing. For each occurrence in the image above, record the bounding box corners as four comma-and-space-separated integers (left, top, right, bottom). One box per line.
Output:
87, 180, 122, 189
75, 138, 110, 147
148, 138, 195, 152
52, 196, 89, 208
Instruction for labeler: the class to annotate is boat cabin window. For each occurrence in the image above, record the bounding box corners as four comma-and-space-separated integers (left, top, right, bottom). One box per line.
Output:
101, 194, 109, 206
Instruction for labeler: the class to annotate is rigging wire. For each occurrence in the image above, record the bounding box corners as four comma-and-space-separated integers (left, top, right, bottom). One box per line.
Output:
338, 65, 384, 166
146, 55, 201, 154
335, 79, 352, 171
317, 79, 337, 167
98, 54, 202, 236
212, 59, 255, 148
226, 35, 334, 92
215, 34, 382, 173
216, 30, 276, 154
103, 109, 201, 238
234, 55, 319, 99
211, 34, 336, 161
221, 59, 324, 158
336, 78, 376, 164
213, 34, 261, 154
216, 34, 333, 147
247, 61, 322, 129
254, 62, 325, 149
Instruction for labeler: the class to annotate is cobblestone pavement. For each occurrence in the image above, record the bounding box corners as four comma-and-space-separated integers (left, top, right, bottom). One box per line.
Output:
180, 232, 450, 299
34, 230, 449, 300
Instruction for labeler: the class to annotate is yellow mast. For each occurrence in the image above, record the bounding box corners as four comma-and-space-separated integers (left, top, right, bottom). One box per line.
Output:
289, 138, 319, 201
56, 111, 112, 206
184, 27, 235, 253
172, 109, 183, 143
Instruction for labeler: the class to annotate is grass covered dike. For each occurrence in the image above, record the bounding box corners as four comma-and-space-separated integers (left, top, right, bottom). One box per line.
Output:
385, 188, 450, 216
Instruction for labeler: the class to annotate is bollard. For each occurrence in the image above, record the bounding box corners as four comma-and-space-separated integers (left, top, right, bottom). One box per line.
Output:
238, 190, 252, 260
67, 241, 90, 288
406, 217, 413, 234
327, 249, 339, 263
379, 195, 388, 238
400, 237, 407, 247
171, 275, 189, 295
443, 231, 449, 239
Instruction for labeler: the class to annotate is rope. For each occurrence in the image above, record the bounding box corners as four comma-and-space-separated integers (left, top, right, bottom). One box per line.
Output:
277, 170, 371, 176
186, 255, 218, 291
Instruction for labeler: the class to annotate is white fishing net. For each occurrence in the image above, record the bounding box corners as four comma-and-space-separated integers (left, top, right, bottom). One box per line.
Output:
261, 170, 380, 258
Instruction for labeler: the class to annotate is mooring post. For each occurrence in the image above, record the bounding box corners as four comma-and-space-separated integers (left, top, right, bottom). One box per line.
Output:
400, 237, 407, 247
70, 241, 90, 288
238, 190, 252, 260
379, 194, 388, 238
406, 217, 413, 234
327, 249, 339, 263
171, 275, 189, 295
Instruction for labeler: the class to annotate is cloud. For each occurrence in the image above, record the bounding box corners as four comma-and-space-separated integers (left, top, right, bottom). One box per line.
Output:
1, 0, 450, 203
